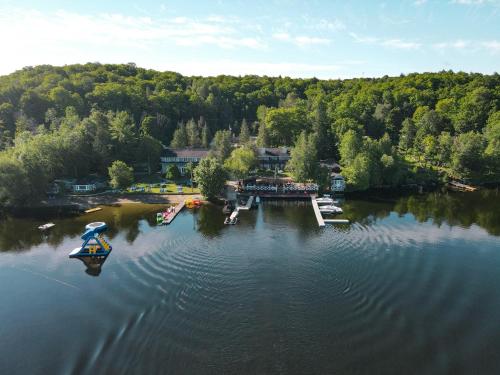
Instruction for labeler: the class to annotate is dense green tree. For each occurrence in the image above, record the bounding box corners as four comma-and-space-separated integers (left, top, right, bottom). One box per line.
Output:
108, 160, 134, 189
343, 154, 371, 191
210, 130, 232, 162
0, 64, 499, 204
193, 157, 227, 200
339, 130, 362, 166
165, 164, 181, 180
186, 118, 201, 147
170, 122, 188, 148
0, 103, 15, 133
399, 118, 416, 152
256, 121, 269, 147
451, 132, 486, 178
224, 146, 257, 179
137, 135, 162, 174
201, 119, 211, 148
239, 119, 250, 144
265, 106, 307, 145
0, 155, 31, 205
437, 132, 453, 167
286, 131, 318, 181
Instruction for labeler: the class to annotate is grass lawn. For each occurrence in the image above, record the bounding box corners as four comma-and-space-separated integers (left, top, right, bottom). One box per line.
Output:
126, 182, 200, 194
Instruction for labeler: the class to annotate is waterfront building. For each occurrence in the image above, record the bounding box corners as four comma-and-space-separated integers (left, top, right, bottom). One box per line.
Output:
256, 147, 290, 171
160, 148, 210, 175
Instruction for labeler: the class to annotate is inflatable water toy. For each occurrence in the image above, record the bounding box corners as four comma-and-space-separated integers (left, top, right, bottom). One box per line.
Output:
68, 222, 112, 258
185, 198, 202, 209
157, 207, 175, 225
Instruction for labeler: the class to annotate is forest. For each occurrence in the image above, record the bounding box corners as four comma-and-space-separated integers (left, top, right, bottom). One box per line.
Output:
0, 63, 499, 206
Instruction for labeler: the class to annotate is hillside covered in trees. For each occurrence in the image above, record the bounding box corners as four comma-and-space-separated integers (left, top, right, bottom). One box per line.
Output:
0, 63, 499, 205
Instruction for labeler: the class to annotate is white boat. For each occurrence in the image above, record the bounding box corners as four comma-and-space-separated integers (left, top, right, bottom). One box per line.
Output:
319, 205, 343, 214
38, 223, 55, 231
315, 197, 334, 205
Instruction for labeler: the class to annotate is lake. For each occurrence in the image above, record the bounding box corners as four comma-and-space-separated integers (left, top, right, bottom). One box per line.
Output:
1, 190, 500, 374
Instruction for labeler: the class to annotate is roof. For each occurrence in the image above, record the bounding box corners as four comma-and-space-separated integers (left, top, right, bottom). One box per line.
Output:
256, 147, 290, 157
163, 148, 210, 158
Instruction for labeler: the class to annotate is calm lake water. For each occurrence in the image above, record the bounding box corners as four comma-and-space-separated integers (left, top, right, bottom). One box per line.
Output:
1, 190, 500, 374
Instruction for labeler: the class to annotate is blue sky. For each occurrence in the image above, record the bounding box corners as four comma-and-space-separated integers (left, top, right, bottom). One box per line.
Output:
0, 0, 499, 78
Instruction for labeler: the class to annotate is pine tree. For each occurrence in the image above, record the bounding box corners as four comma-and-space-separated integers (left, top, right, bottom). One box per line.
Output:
239, 118, 250, 144
256, 122, 268, 147
170, 122, 188, 148
186, 118, 201, 147
200, 118, 211, 148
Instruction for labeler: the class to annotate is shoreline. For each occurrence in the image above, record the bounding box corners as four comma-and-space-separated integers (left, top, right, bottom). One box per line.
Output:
52, 193, 201, 207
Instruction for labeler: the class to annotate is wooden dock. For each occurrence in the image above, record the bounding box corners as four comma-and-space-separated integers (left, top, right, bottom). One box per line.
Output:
311, 196, 325, 227
164, 201, 185, 224
237, 195, 254, 211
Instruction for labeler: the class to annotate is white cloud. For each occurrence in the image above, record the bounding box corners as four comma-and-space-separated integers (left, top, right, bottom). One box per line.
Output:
272, 33, 331, 47
160, 60, 361, 78
0, 7, 266, 52
349, 32, 379, 44
294, 36, 331, 47
481, 40, 500, 52
350, 33, 420, 49
382, 39, 421, 49
450, 0, 500, 4
313, 18, 346, 31
272, 32, 291, 41
433, 40, 471, 50
414, 0, 428, 5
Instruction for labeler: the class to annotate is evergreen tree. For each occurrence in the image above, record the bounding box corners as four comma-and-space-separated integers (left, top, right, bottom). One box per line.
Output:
399, 118, 416, 152
186, 118, 201, 147
286, 131, 318, 181
256, 121, 268, 147
201, 120, 211, 148
210, 130, 232, 162
239, 119, 250, 144
339, 130, 362, 166
171, 122, 188, 148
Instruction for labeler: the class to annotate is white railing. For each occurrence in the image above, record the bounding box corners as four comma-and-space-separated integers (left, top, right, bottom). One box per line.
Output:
244, 184, 278, 192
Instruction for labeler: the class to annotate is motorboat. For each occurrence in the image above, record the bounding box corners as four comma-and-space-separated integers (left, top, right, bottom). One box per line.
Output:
315, 197, 335, 205
224, 217, 238, 225
224, 210, 239, 225
319, 205, 343, 214
38, 223, 55, 231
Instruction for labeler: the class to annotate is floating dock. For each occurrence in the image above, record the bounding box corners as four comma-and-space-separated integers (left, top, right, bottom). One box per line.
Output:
237, 195, 254, 211
164, 201, 185, 224
324, 219, 350, 224
311, 196, 325, 227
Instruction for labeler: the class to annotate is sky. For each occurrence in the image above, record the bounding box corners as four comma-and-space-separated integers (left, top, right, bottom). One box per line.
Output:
0, 0, 499, 79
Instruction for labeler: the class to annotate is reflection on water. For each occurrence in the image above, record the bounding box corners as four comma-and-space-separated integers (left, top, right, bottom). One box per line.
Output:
0, 203, 166, 252
1, 190, 500, 374
73, 256, 110, 277
1, 190, 499, 253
